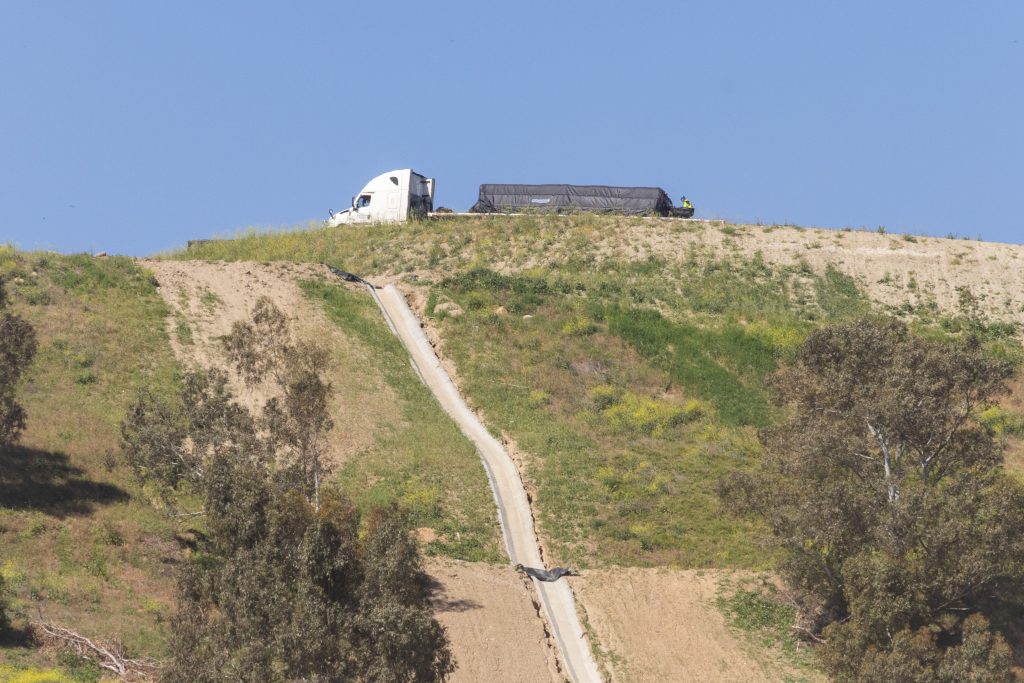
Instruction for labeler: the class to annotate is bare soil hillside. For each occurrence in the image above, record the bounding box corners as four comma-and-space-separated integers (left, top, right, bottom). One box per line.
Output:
426, 558, 561, 682
139, 259, 401, 467
575, 568, 824, 683
593, 222, 1024, 323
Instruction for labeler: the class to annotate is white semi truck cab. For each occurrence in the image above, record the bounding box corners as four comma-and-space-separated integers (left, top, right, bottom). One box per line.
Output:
327, 169, 435, 226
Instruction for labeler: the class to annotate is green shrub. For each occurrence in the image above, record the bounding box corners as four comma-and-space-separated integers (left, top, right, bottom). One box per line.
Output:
815, 265, 871, 320
979, 405, 1024, 437
682, 399, 710, 420
526, 390, 551, 408
561, 314, 598, 336
746, 322, 806, 359
602, 392, 686, 436
717, 587, 795, 635
589, 385, 620, 410
74, 372, 98, 386
174, 317, 193, 345
94, 520, 124, 547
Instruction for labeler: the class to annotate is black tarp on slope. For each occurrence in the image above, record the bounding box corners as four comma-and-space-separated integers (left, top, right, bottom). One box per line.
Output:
515, 564, 579, 582
470, 184, 674, 216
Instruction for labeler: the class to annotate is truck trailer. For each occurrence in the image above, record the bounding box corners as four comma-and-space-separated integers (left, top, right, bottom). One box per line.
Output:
469, 183, 685, 216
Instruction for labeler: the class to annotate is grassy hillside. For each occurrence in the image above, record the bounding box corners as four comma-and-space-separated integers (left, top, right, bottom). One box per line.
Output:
422, 260, 869, 567
0, 250, 181, 676
5, 215, 1021, 676
0, 250, 507, 675
172, 215, 1024, 569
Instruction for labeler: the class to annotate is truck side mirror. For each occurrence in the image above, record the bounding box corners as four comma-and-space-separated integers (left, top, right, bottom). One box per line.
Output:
351, 196, 357, 210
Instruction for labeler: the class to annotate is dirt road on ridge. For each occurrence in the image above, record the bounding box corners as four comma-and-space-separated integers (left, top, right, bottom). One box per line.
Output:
374, 284, 603, 683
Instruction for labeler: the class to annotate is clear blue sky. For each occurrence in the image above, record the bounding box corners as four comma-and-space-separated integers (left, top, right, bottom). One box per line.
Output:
2, 1, 1022, 255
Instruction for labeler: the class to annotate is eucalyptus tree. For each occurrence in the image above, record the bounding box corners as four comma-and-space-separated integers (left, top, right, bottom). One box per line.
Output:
723, 318, 1024, 681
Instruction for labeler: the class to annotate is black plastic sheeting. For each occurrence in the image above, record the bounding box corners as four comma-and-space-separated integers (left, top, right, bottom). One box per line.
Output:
515, 563, 580, 582
324, 264, 374, 288
471, 183, 675, 216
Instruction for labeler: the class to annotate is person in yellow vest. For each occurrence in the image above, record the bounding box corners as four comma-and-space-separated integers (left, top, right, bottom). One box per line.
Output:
678, 195, 694, 217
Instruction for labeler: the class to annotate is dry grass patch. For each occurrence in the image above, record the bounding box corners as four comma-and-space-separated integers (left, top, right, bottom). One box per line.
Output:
574, 568, 824, 682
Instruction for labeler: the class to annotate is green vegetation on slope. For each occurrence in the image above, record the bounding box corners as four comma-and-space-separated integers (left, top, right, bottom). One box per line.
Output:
426, 258, 870, 568
0, 250, 181, 670
163, 215, 1024, 679
0, 250, 503, 675
605, 306, 776, 427
302, 280, 503, 563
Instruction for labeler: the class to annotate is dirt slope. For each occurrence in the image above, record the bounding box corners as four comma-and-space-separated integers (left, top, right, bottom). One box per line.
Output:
575, 569, 823, 683
427, 558, 561, 682
139, 259, 400, 467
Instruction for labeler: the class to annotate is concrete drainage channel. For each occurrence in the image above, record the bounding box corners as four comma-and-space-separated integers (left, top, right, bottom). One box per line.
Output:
334, 268, 601, 683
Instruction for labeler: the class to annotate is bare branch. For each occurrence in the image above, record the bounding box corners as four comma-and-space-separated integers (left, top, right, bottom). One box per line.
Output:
33, 620, 162, 680
868, 422, 900, 502
791, 624, 828, 644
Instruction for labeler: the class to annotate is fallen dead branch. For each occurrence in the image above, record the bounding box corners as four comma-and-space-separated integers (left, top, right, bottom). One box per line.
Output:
791, 624, 828, 644
33, 620, 162, 680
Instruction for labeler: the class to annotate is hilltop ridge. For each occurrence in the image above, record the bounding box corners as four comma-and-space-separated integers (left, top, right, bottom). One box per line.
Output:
180, 217, 1024, 327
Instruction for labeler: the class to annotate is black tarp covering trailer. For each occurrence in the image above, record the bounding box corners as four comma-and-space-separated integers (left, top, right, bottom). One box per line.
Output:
470, 183, 678, 216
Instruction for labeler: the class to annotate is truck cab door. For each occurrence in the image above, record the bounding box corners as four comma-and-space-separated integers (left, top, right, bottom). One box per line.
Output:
354, 193, 373, 222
